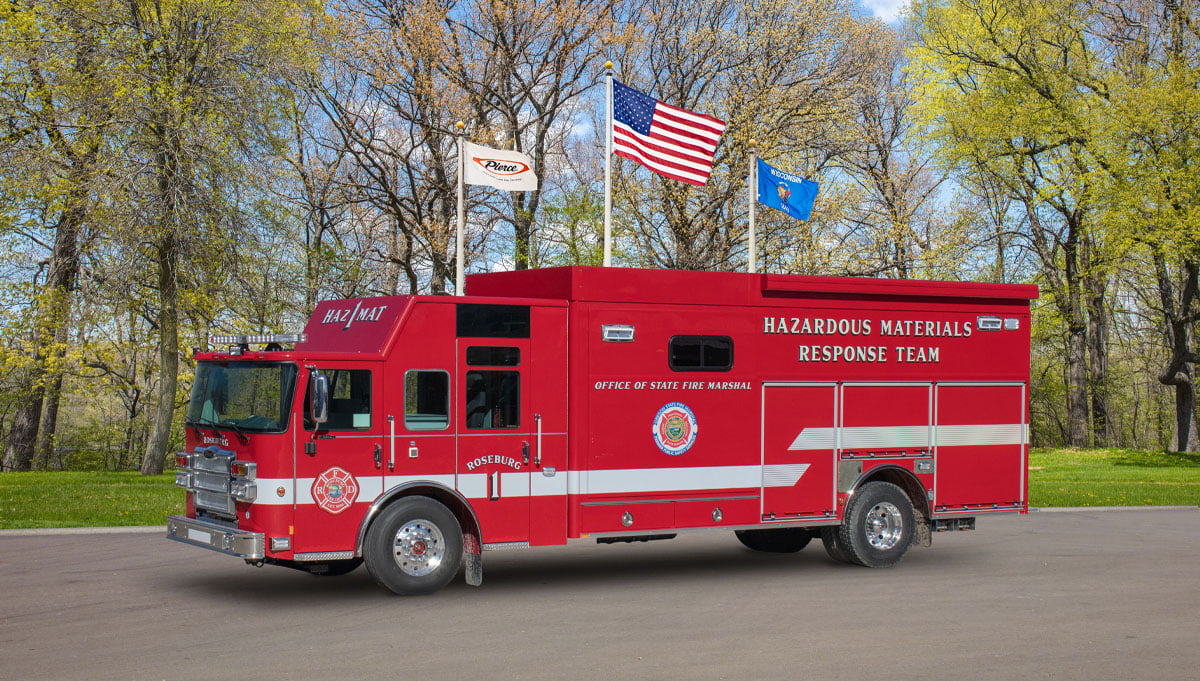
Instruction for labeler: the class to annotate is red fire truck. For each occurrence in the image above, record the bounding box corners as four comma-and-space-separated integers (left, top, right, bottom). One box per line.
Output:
168, 266, 1038, 595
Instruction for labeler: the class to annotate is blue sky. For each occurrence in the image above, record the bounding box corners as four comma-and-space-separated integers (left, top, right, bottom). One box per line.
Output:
861, 0, 907, 23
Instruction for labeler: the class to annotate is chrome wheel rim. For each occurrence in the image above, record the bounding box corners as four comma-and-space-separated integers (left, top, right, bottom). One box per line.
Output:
392, 518, 445, 576
864, 501, 903, 550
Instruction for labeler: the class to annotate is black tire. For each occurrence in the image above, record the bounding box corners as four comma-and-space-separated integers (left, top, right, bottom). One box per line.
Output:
306, 558, 363, 577
364, 497, 463, 595
820, 526, 851, 563
735, 528, 813, 553
836, 481, 915, 568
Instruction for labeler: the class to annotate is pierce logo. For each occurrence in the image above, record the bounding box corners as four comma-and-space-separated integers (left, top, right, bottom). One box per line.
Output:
312, 466, 359, 514
473, 157, 530, 176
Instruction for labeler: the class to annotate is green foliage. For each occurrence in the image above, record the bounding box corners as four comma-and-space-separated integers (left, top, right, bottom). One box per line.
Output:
536, 187, 607, 267
0, 471, 181, 528
1029, 447, 1200, 506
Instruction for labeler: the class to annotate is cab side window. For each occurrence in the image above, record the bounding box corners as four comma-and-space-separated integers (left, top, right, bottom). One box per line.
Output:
405, 370, 450, 430
305, 369, 372, 430
465, 370, 520, 430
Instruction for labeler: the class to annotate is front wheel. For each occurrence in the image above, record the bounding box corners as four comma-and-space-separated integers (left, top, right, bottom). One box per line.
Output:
364, 497, 463, 595
836, 481, 915, 568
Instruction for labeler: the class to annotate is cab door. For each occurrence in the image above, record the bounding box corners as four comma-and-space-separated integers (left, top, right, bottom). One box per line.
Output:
293, 365, 385, 555
456, 340, 531, 543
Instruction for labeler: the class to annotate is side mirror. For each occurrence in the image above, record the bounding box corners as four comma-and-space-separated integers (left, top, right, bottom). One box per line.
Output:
309, 372, 329, 425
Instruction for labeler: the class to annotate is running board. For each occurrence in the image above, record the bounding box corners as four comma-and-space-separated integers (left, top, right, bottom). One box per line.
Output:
597, 534, 678, 544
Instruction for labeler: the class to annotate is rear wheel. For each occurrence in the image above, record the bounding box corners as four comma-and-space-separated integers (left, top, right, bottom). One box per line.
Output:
836, 481, 915, 568
820, 526, 851, 563
735, 528, 814, 553
364, 497, 463, 595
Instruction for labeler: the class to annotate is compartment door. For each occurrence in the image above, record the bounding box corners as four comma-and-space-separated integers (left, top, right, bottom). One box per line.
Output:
761, 383, 838, 520
934, 383, 1027, 510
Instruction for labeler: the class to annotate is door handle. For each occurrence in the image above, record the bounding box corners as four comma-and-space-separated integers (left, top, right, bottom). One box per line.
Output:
534, 413, 542, 467
387, 415, 395, 471
522, 441, 530, 465
374, 444, 382, 469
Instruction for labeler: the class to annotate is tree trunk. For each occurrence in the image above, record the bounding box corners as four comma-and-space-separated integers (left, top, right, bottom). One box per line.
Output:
1061, 216, 1090, 447
2, 299, 46, 472
1170, 382, 1198, 452
142, 232, 180, 475
34, 309, 73, 469
2, 189, 85, 471
384, 214, 402, 295
2, 399, 42, 472
1153, 253, 1199, 453
34, 372, 65, 470
513, 191, 532, 270
1065, 320, 1090, 446
1085, 263, 1111, 447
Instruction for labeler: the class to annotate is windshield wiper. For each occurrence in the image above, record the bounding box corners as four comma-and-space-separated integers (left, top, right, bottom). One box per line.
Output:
217, 419, 250, 444
185, 416, 217, 440
185, 416, 249, 445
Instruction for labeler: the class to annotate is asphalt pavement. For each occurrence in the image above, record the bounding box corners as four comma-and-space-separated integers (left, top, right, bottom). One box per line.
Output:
1, 508, 1197, 681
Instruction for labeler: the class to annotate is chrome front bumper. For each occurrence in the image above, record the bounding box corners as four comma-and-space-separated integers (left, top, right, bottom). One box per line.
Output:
166, 515, 265, 560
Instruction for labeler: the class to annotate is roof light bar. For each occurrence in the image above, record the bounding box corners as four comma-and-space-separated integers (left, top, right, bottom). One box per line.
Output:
208, 333, 307, 347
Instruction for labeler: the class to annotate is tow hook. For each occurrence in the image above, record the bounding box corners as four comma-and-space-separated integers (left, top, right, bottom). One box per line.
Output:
245, 559, 265, 568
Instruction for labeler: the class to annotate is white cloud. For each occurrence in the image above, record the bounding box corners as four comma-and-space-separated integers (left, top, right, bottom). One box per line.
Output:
861, 0, 909, 23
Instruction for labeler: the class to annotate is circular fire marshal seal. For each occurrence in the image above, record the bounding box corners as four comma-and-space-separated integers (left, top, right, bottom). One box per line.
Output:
653, 402, 698, 456
312, 466, 359, 515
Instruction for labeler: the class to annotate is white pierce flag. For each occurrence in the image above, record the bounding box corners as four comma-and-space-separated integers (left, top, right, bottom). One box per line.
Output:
463, 141, 538, 191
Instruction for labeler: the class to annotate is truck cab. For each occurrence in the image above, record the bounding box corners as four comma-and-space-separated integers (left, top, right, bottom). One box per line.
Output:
169, 294, 568, 590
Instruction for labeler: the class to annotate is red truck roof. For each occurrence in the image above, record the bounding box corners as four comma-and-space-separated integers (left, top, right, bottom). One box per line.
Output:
466, 266, 1039, 306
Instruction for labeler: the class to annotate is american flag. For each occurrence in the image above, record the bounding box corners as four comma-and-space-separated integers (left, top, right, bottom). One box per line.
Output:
612, 79, 727, 187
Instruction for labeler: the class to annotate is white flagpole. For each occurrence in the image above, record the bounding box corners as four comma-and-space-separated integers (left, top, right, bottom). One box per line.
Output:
603, 60, 613, 268
456, 121, 466, 296
748, 139, 757, 273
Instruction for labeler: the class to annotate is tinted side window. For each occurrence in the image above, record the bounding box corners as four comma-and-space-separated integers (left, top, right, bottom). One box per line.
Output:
464, 370, 520, 429
404, 370, 450, 430
466, 346, 520, 366
668, 335, 734, 372
456, 304, 530, 338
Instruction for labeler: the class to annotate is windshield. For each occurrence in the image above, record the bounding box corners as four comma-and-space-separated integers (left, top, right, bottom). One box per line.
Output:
187, 362, 299, 433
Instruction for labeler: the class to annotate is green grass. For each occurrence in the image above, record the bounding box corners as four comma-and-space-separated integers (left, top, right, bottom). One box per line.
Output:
0, 471, 182, 529
1029, 448, 1200, 507
0, 449, 1196, 529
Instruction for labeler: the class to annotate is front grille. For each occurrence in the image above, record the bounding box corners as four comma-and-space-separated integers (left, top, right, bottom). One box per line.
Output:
193, 469, 230, 494
195, 489, 235, 517
185, 446, 237, 518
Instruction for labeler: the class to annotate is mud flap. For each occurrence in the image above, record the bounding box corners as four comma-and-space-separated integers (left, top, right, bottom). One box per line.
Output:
915, 515, 932, 548
463, 532, 483, 587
